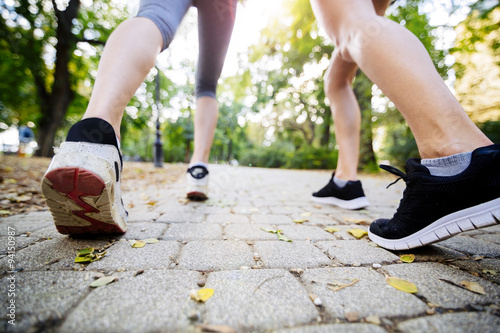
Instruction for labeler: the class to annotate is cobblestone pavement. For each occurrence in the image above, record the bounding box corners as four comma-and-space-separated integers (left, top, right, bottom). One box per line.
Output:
1, 164, 499, 332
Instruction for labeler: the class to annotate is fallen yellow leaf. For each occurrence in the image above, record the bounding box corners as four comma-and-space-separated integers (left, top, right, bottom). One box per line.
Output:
277, 231, 292, 242
483, 269, 497, 275
325, 227, 340, 233
460, 281, 485, 295
386, 277, 418, 293
347, 229, 368, 239
292, 219, 308, 224
132, 241, 146, 248
343, 217, 371, 225
191, 288, 214, 302
400, 254, 415, 263
90, 276, 117, 288
146, 200, 158, 206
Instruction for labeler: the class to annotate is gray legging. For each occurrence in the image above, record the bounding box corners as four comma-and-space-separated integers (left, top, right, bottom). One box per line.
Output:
137, 0, 237, 99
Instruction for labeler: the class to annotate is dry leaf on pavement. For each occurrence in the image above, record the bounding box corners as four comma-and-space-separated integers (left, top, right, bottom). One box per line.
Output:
342, 217, 371, 225
191, 288, 214, 302
400, 254, 415, 263
90, 276, 118, 288
327, 279, 360, 292
460, 280, 486, 295
347, 229, 368, 239
386, 277, 418, 293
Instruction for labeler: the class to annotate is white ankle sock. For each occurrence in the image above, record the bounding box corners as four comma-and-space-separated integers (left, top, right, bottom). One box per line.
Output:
421, 152, 472, 176
333, 175, 348, 188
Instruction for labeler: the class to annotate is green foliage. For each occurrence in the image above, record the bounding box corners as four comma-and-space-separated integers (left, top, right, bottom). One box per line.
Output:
239, 141, 338, 170
478, 121, 500, 143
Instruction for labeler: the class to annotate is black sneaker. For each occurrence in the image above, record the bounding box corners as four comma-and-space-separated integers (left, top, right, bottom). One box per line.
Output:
311, 173, 370, 210
369, 144, 500, 250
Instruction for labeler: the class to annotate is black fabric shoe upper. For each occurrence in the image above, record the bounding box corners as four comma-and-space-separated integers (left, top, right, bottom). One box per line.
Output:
370, 144, 500, 240
65, 118, 123, 181
312, 173, 366, 200
187, 165, 209, 179
66, 118, 119, 149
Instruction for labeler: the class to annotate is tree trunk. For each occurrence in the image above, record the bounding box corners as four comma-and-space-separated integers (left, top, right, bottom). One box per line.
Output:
35, 0, 80, 157
353, 71, 377, 169
320, 108, 331, 146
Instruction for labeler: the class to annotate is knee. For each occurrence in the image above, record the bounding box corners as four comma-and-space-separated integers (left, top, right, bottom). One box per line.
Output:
324, 64, 355, 96
316, 2, 383, 62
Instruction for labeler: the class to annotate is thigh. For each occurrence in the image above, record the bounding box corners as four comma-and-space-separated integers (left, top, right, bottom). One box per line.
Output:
137, 0, 192, 50
194, 0, 238, 98
310, 0, 377, 39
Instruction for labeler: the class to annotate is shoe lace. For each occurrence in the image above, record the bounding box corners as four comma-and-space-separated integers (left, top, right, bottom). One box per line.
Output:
380, 164, 407, 189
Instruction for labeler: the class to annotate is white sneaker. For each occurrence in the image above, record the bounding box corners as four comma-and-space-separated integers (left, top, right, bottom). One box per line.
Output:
41, 141, 127, 235
186, 165, 209, 201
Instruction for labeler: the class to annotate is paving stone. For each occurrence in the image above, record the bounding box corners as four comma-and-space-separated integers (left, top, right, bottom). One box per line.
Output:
0, 271, 90, 332
397, 312, 500, 333
254, 241, 332, 269
279, 225, 337, 241
194, 205, 232, 214
472, 234, 500, 245
300, 214, 337, 225
0, 238, 111, 271
438, 236, 500, 257
88, 240, 180, 270
156, 212, 204, 223
206, 213, 249, 224
224, 224, 278, 240
162, 223, 222, 240
126, 211, 161, 222
400, 244, 467, 262
384, 262, 500, 308
451, 258, 500, 284
0, 211, 53, 234
315, 240, 399, 265
230, 205, 267, 215
301, 267, 428, 320
204, 269, 318, 331
276, 323, 388, 333
268, 206, 306, 214
251, 214, 294, 225
59, 270, 201, 332
118, 222, 167, 240
177, 240, 254, 271
30, 224, 65, 239
154, 203, 196, 214
330, 212, 373, 226
0, 236, 39, 255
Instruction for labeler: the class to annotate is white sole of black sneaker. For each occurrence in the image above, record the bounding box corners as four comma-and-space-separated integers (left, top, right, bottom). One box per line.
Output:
368, 196, 500, 250
310, 195, 370, 210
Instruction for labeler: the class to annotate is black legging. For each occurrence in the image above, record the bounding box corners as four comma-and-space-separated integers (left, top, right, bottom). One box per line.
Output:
137, 0, 237, 99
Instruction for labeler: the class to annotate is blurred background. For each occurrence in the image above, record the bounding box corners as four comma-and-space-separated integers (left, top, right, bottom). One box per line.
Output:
0, 0, 498, 169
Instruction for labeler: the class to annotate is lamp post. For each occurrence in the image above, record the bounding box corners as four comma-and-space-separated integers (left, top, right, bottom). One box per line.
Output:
154, 66, 163, 168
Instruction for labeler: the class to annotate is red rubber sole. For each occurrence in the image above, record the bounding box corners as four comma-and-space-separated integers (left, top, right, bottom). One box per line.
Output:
43, 167, 126, 235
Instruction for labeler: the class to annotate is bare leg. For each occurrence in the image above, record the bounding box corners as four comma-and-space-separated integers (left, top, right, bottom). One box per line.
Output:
190, 97, 219, 164
310, 0, 492, 159
83, 18, 163, 139
325, 51, 360, 181
327, 0, 391, 181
